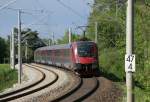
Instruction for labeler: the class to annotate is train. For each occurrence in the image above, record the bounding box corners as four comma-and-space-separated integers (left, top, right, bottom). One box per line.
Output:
34, 41, 99, 76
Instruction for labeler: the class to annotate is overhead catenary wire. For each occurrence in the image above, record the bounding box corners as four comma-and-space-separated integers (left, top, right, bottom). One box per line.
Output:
22, 0, 53, 35
0, 0, 53, 29
2, 5, 52, 31
56, 0, 85, 19
0, 0, 89, 40
0, 0, 17, 11
34, 0, 53, 15
4, 7, 45, 13
0, 0, 54, 46
33, 0, 53, 34
21, 13, 52, 28
37, 0, 89, 37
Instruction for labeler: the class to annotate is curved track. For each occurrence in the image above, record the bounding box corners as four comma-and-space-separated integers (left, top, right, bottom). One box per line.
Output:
29, 64, 100, 102
54, 77, 99, 102
0, 65, 45, 98
0, 64, 58, 102
30, 64, 81, 102
0, 64, 102, 102
27, 64, 121, 102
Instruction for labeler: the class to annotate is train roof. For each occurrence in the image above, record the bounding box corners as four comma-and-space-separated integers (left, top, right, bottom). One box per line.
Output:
35, 43, 72, 52
75, 41, 96, 45
35, 41, 96, 52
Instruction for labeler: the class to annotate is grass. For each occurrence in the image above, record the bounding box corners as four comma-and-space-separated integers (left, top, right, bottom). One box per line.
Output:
121, 83, 150, 102
0, 64, 18, 92
134, 86, 150, 102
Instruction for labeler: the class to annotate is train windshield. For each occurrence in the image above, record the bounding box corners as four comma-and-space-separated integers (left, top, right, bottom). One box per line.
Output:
77, 43, 96, 57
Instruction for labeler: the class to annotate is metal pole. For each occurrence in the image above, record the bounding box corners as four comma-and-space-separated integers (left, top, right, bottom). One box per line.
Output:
69, 27, 72, 43
12, 28, 15, 69
95, 22, 98, 43
126, 0, 134, 102
52, 32, 54, 45
83, 30, 86, 38
10, 31, 12, 67
25, 40, 28, 62
18, 10, 22, 84
49, 39, 50, 46
49, 34, 51, 46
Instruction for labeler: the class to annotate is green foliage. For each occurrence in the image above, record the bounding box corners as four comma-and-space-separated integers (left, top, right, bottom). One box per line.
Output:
121, 84, 150, 102
87, 0, 150, 101
0, 64, 17, 92
100, 48, 125, 80
134, 86, 150, 102
57, 30, 81, 44
0, 37, 9, 63
15, 28, 46, 50
13, 28, 46, 62
42, 38, 52, 46
0, 28, 46, 63
57, 30, 69, 44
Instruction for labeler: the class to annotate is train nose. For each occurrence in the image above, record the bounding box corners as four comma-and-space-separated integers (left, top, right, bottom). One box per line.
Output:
78, 57, 96, 64
74, 63, 98, 76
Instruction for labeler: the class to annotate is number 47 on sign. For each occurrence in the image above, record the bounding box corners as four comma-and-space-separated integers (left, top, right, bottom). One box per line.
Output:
125, 54, 135, 72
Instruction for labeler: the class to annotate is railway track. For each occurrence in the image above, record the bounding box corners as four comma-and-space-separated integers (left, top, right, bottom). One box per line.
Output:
0, 64, 58, 102
0, 64, 101, 102
27, 64, 121, 102
0, 64, 44, 98
30, 63, 81, 102
53, 77, 99, 102
32, 64, 99, 102
0, 63, 81, 102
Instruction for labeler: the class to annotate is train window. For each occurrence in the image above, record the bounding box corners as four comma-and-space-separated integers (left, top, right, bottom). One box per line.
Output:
77, 43, 96, 57
48, 50, 51, 56
64, 49, 70, 57
64, 49, 67, 56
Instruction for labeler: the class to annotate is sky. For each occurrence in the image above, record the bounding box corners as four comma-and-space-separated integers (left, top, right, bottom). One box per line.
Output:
0, 0, 93, 39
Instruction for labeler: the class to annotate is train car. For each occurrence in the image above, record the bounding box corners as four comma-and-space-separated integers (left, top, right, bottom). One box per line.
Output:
34, 41, 99, 75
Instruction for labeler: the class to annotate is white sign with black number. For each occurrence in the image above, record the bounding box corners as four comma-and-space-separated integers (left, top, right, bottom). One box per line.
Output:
125, 54, 135, 72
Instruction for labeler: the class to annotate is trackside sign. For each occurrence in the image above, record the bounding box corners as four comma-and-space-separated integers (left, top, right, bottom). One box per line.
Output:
125, 54, 135, 72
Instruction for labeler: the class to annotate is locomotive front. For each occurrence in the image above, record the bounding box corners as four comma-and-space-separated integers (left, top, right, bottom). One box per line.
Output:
73, 41, 99, 75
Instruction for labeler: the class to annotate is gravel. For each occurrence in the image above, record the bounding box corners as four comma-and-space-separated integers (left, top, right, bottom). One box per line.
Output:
83, 77, 122, 102
10, 64, 79, 102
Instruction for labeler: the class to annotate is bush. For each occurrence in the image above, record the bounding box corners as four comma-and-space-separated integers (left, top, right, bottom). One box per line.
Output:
0, 64, 17, 92
99, 48, 125, 81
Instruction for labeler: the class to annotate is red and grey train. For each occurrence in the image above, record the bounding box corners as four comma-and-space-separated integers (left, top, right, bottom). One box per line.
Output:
34, 41, 99, 75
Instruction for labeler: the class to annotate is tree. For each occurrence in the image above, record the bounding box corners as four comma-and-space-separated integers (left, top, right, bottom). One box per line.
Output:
13, 28, 46, 62
86, 0, 150, 90
57, 30, 81, 44
0, 37, 9, 63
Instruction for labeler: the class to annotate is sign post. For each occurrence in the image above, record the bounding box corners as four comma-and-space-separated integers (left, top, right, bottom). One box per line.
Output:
125, 0, 135, 102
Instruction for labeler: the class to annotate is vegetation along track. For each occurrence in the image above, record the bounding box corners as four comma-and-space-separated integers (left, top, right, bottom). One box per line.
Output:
0, 64, 58, 102
54, 77, 99, 102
